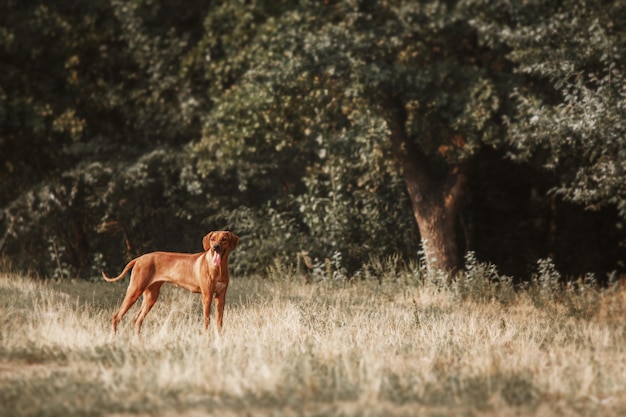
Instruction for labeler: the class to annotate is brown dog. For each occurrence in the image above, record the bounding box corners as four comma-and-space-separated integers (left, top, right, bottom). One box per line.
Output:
102, 231, 239, 334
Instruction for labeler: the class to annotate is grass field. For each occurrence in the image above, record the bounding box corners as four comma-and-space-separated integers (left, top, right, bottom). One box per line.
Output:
1, 259, 626, 417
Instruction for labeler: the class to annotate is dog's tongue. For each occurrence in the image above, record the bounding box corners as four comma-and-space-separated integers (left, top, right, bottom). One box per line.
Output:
212, 251, 222, 266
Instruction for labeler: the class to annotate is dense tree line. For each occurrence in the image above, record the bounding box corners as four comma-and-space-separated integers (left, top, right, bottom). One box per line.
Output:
1, 0, 625, 280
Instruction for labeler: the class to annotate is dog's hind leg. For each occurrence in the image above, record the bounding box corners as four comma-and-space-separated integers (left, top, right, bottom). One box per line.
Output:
132, 281, 164, 334
112, 280, 144, 334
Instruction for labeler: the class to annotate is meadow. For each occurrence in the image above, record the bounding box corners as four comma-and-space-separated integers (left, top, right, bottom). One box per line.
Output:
1, 257, 626, 417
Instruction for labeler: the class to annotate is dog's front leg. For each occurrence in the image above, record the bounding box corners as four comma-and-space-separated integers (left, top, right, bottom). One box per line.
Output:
215, 290, 226, 332
201, 282, 216, 330
201, 292, 213, 330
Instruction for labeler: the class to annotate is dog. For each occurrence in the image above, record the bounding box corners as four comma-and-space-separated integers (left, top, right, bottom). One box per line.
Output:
102, 231, 239, 334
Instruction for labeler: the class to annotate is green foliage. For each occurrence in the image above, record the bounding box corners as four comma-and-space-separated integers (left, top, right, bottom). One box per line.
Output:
472, 0, 626, 218
0, 0, 211, 276
1, 0, 625, 279
294, 114, 420, 272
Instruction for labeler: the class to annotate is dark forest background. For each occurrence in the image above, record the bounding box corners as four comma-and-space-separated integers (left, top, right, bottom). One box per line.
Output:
1, 0, 625, 281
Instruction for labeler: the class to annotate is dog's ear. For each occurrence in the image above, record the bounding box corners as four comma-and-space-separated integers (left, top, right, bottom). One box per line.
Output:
202, 232, 214, 251
229, 232, 240, 249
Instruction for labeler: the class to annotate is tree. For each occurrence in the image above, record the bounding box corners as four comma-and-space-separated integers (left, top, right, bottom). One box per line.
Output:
195, 0, 506, 273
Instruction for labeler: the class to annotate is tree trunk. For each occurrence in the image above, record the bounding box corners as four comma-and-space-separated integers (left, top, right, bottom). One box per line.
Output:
383, 95, 471, 275
414, 196, 461, 274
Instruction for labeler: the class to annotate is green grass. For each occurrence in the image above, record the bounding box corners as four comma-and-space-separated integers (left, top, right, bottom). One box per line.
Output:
1, 262, 626, 417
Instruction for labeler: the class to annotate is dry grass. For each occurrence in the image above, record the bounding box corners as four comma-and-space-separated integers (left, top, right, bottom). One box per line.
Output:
1, 264, 626, 417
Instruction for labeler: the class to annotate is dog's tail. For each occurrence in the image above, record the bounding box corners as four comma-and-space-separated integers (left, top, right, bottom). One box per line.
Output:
102, 259, 137, 282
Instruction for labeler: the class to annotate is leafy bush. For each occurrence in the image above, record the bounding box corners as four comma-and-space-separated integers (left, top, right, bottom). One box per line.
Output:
0, 149, 209, 277
452, 252, 516, 306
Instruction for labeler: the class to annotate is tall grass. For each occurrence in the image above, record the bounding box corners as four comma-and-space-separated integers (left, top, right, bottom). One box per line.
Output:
1, 258, 626, 416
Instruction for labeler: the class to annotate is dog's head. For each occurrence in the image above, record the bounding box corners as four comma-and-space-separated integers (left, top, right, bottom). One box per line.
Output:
202, 231, 240, 266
